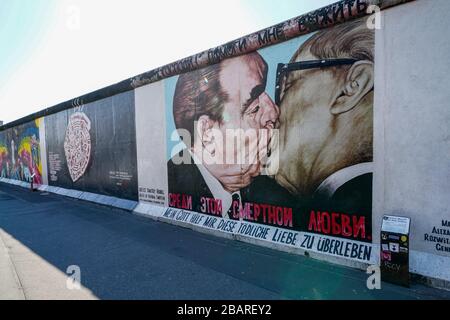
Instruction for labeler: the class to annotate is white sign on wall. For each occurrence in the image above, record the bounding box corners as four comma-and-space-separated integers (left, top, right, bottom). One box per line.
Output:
135, 81, 168, 207
381, 215, 410, 235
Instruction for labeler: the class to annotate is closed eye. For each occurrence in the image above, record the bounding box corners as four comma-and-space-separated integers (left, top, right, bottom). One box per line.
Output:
250, 105, 260, 114
243, 97, 261, 116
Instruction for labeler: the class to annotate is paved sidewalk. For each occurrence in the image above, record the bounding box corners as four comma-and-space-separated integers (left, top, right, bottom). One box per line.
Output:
0, 228, 25, 300
0, 227, 96, 300
0, 183, 449, 300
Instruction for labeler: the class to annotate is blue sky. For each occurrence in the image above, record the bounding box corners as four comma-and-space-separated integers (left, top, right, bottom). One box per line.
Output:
0, 1, 56, 90
0, 0, 335, 124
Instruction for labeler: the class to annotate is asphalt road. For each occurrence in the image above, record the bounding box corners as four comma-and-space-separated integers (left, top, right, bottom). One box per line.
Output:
0, 182, 449, 300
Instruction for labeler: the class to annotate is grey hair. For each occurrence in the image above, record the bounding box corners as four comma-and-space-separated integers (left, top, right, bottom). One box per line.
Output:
292, 18, 374, 63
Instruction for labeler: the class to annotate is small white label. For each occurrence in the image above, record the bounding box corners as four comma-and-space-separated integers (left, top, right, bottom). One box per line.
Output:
381, 215, 410, 235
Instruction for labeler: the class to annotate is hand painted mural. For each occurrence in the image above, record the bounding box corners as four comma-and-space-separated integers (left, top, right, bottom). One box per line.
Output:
2, 0, 449, 282
44, 91, 139, 200
0, 119, 43, 184
166, 18, 374, 261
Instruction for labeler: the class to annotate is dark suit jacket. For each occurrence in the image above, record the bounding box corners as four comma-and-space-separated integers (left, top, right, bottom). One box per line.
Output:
167, 151, 214, 213
242, 173, 373, 242
168, 150, 372, 241
167, 150, 292, 221
311, 172, 373, 240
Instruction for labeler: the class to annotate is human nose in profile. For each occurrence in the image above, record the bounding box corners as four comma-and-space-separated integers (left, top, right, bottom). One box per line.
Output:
259, 92, 280, 129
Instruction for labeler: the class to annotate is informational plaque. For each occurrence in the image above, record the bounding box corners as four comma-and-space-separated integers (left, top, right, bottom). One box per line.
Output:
381, 215, 410, 235
380, 215, 411, 287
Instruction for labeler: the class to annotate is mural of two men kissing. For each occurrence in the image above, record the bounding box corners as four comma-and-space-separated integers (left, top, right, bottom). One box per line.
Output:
167, 18, 374, 243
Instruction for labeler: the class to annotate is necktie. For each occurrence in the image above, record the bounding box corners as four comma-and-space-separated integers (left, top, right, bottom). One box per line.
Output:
227, 193, 241, 220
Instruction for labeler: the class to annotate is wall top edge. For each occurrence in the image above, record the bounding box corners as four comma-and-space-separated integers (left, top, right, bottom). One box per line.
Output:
0, 0, 413, 131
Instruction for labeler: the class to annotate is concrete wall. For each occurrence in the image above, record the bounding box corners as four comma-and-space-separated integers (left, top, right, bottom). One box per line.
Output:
374, 0, 450, 283
1, 0, 449, 288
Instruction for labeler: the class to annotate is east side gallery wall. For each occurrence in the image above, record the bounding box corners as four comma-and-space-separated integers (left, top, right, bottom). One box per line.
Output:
1, 0, 449, 287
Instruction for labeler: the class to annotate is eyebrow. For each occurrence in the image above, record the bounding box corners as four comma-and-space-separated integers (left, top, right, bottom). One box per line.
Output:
242, 84, 265, 111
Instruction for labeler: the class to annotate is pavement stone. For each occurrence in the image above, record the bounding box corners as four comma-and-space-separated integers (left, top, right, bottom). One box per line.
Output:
1, 182, 449, 300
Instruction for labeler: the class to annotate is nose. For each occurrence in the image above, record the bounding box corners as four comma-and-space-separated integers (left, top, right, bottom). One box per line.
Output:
259, 92, 280, 129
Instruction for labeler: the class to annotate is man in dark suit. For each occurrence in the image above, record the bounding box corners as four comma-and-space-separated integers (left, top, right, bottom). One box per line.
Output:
168, 52, 279, 219
262, 19, 375, 241
168, 150, 214, 214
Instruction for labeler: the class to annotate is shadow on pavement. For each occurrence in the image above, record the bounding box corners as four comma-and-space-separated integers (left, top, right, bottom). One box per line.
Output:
0, 183, 449, 300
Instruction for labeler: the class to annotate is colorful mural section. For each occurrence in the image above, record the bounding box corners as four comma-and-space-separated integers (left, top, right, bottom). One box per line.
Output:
0, 18, 376, 264
164, 18, 374, 262
0, 119, 43, 184
45, 91, 139, 200
2, 0, 450, 283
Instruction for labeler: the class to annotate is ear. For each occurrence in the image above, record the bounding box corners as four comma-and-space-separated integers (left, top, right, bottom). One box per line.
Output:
331, 61, 374, 115
195, 115, 216, 154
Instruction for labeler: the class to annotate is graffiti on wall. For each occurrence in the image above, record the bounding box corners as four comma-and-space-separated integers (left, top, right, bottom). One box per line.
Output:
5, 0, 447, 269
64, 112, 92, 182
0, 17, 375, 263
129, 0, 386, 89
0, 119, 42, 184
45, 91, 139, 200
165, 18, 374, 261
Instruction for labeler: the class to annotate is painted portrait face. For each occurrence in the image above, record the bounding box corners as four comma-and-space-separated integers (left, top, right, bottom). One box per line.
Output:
273, 30, 374, 199
275, 48, 344, 196
275, 47, 368, 199
214, 53, 279, 171
219, 54, 279, 133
